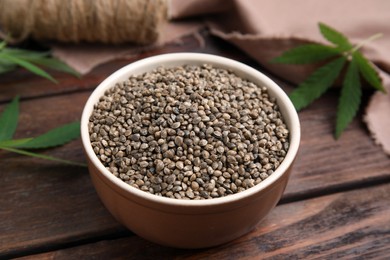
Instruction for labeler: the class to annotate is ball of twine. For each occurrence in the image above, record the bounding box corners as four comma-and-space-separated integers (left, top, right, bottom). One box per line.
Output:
0, 0, 167, 44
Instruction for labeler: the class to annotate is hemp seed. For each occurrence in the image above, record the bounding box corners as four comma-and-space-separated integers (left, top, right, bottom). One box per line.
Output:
89, 64, 289, 200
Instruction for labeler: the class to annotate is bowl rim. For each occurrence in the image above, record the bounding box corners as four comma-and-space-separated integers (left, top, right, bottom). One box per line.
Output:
81, 52, 300, 207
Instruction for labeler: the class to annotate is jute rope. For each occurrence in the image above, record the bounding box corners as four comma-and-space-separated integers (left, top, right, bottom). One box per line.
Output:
0, 0, 167, 44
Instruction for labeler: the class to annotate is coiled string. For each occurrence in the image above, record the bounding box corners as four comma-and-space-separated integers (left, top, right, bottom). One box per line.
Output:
0, 0, 167, 44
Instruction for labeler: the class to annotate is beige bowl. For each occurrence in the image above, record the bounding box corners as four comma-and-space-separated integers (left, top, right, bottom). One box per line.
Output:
81, 53, 300, 248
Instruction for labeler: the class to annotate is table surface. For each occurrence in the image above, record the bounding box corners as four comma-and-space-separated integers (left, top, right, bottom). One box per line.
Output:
1, 31, 389, 259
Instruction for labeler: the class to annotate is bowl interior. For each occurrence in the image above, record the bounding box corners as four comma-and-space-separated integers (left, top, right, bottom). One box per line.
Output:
81, 53, 300, 207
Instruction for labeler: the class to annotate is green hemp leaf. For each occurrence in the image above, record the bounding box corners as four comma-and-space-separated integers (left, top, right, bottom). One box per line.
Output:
272, 22, 385, 138
0, 96, 85, 167
0, 41, 79, 83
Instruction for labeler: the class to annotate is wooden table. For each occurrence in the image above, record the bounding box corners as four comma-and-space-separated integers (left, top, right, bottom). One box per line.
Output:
1, 31, 390, 259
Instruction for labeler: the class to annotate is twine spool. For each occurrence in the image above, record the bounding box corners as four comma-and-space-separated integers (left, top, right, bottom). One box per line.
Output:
0, 0, 167, 44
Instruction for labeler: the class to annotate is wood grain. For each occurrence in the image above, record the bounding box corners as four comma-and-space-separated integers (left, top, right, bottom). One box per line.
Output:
0, 33, 206, 104
0, 94, 127, 258
18, 183, 390, 259
1, 74, 389, 259
283, 89, 390, 201
1, 32, 389, 258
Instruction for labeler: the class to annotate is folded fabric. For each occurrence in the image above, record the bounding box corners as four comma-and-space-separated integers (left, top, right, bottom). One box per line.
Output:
169, 0, 390, 154
52, 0, 390, 155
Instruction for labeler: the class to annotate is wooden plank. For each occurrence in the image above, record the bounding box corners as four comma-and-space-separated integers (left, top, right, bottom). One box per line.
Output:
0, 31, 263, 105
283, 88, 390, 201
19, 183, 390, 259
0, 32, 209, 104
1, 73, 390, 258
0, 92, 128, 258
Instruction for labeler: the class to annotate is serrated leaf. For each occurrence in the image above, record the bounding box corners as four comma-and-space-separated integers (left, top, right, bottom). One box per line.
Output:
25, 57, 80, 77
0, 96, 19, 141
3, 48, 79, 77
272, 44, 341, 64
3, 48, 49, 58
12, 121, 80, 149
319, 23, 353, 51
0, 53, 57, 83
0, 41, 6, 50
0, 146, 86, 167
353, 51, 385, 92
289, 57, 346, 111
0, 138, 32, 147
335, 60, 362, 138
0, 59, 16, 73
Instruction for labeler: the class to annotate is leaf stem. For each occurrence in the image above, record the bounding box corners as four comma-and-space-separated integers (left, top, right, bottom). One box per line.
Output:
0, 41, 6, 50
351, 33, 383, 53
0, 146, 87, 167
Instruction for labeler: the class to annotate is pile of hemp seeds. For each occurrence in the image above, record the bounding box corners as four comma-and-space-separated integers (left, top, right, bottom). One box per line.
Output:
89, 64, 290, 200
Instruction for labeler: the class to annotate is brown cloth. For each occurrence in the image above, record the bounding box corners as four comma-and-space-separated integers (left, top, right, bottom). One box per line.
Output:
168, 0, 390, 155
53, 0, 390, 154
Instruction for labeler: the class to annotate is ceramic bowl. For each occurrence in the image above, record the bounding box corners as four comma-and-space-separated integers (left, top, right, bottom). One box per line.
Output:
81, 53, 300, 248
